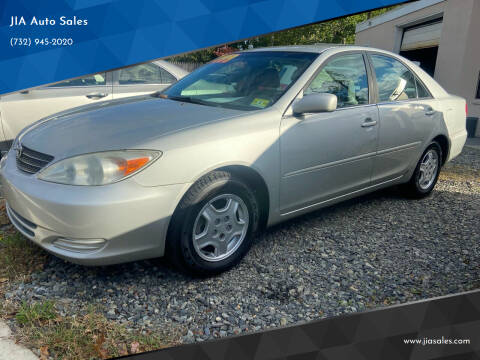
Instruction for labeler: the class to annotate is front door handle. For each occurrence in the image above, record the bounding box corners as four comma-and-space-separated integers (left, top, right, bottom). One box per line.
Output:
361, 118, 377, 127
86, 92, 108, 99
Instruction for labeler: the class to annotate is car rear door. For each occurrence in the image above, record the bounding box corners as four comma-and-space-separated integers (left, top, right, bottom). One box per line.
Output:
279, 52, 378, 214
367, 53, 439, 184
112, 62, 177, 99
0, 72, 112, 142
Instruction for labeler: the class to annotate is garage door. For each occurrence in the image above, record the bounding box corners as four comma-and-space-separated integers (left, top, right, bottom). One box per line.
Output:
401, 21, 443, 51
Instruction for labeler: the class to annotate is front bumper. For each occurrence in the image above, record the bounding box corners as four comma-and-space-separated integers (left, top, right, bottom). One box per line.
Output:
0, 150, 188, 266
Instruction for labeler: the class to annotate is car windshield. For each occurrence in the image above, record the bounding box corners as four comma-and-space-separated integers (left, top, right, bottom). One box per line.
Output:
160, 51, 318, 111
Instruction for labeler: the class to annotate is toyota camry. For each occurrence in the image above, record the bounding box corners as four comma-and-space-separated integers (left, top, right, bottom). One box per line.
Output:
0, 45, 467, 274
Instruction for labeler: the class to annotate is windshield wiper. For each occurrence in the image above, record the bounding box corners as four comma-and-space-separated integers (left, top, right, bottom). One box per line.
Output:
164, 95, 227, 108
151, 93, 205, 104
152, 93, 245, 109
167, 95, 208, 105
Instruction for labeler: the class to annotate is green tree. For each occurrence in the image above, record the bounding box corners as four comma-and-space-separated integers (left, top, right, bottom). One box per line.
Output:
169, 6, 397, 63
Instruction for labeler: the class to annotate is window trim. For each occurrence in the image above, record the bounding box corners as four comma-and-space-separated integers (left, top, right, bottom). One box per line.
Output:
301, 50, 374, 110
365, 51, 433, 104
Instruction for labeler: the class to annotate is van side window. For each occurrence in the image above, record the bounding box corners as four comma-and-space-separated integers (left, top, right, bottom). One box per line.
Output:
370, 55, 417, 102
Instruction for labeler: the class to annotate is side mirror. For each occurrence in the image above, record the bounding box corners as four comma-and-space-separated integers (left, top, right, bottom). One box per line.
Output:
292, 93, 337, 114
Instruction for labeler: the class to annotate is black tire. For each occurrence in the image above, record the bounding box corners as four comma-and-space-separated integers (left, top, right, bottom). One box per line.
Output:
166, 171, 260, 275
404, 141, 442, 198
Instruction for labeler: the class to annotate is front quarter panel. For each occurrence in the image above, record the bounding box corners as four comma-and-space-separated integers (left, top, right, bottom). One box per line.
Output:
132, 107, 282, 212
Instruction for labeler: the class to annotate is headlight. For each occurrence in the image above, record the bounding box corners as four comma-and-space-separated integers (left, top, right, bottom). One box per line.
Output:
37, 150, 161, 186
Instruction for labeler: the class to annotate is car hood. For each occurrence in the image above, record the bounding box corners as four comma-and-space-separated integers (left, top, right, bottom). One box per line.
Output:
20, 96, 245, 159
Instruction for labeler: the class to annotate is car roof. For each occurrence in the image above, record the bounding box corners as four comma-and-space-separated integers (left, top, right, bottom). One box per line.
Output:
243, 44, 369, 54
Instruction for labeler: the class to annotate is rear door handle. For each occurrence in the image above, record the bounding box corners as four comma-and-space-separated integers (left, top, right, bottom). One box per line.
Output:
86, 92, 108, 99
361, 118, 377, 127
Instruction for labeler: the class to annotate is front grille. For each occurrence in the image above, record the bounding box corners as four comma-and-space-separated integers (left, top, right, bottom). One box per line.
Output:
16, 145, 54, 174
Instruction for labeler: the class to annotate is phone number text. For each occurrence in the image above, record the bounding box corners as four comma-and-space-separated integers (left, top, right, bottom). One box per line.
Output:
10, 37, 74, 47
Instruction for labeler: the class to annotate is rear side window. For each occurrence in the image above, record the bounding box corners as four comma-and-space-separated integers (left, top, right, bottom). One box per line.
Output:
118, 63, 176, 85
305, 53, 369, 108
371, 54, 418, 102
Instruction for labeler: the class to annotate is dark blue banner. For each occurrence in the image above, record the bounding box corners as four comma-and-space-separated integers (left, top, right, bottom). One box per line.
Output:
0, 0, 406, 94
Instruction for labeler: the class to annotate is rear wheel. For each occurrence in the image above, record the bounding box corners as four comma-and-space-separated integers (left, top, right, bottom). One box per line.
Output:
167, 171, 259, 275
404, 142, 442, 198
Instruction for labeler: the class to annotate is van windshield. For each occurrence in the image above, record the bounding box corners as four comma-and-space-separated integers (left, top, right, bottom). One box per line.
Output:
160, 51, 318, 111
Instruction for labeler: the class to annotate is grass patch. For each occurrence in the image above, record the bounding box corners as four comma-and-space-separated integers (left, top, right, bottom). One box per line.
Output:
13, 302, 181, 360
16, 301, 57, 325
0, 232, 47, 282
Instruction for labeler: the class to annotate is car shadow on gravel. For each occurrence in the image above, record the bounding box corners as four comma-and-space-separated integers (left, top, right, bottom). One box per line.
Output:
260, 185, 418, 238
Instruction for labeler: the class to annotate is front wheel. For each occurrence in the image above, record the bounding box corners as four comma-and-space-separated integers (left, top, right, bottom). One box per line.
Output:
166, 171, 259, 275
404, 142, 442, 198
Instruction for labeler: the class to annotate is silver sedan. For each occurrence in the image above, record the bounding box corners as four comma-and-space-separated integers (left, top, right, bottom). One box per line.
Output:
0, 60, 188, 148
0, 45, 467, 274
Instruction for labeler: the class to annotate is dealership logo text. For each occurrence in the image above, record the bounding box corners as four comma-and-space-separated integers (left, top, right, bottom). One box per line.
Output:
9, 16, 88, 27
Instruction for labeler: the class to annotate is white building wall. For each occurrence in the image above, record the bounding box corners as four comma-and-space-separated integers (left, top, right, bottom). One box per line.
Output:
356, 0, 480, 136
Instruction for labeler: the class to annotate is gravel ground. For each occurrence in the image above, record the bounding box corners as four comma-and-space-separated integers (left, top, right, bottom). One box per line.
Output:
2, 147, 480, 343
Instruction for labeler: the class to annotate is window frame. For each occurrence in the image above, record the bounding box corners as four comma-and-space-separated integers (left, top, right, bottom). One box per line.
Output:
113, 63, 178, 87
301, 50, 376, 110
365, 51, 433, 104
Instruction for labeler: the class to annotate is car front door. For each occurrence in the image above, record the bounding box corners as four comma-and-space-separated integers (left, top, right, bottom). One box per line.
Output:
0, 72, 112, 142
112, 62, 177, 99
279, 52, 378, 214
368, 53, 439, 184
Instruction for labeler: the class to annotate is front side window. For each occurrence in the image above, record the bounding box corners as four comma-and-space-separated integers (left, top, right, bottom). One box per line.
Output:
119, 63, 176, 85
304, 53, 369, 108
50, 73, 106, 87
371, 54, 418, 102
161, 51, 318, 111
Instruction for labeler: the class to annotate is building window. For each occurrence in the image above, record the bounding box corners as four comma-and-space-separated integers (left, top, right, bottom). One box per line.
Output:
476, 71, 480, 99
